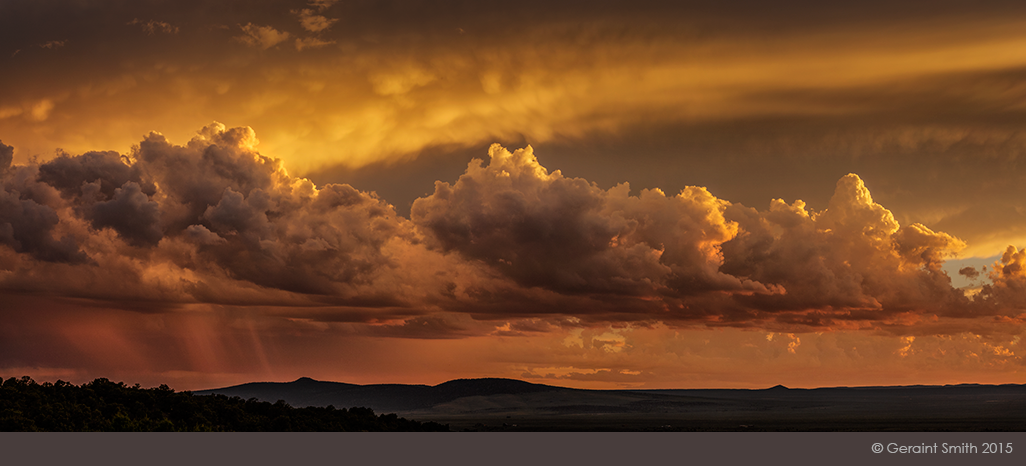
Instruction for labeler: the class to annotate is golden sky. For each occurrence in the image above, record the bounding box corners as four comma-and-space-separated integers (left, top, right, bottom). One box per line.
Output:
1, 0, 1025, 390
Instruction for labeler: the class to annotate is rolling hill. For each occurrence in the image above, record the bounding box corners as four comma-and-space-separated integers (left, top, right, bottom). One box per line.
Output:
194, 378, 1026, 431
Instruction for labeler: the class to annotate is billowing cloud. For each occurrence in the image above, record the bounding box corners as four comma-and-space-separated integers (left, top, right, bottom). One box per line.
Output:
0, 164, 86, 263
0, 123, 506, 324
37, 150, 150, 200
1, 129, 1021, 337
234, 23, 290, 50
721, 174, 971, 326
88, 182, 163, 247
412, 144, 762, 298
407, 147, 1014, 333
0, 122, 1024, 389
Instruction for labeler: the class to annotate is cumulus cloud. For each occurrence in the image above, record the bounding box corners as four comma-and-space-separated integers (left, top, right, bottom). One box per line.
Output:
977, 246, 1026, 312
720, 174, 969, 324
234, 24, 290, 50
88, 182, 163, 247
0, 131, 1020, 338
412, 144, 764, 298
0, 165, 86, 263
127, 123, 430, 298
0, 123, 426, 306
38, 150, 150, 200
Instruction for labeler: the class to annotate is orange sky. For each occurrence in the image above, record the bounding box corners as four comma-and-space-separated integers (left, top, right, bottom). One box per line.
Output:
1, 0, 1025, 390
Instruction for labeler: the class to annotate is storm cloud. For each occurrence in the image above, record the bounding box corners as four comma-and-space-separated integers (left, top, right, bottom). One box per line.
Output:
0, 126, 1021, 339
411, 144, 758, 296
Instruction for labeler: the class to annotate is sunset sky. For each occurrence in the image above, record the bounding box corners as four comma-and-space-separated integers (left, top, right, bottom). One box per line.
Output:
2, 0, 1026, 391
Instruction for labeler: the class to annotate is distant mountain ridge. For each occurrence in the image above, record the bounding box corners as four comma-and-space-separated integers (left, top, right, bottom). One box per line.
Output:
194, 377, 1026, 427
195, 377, 569, 413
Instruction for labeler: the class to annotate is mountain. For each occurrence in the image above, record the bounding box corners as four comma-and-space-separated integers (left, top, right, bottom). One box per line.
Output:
195, 377, 569, 413
194, 378, 1026, 431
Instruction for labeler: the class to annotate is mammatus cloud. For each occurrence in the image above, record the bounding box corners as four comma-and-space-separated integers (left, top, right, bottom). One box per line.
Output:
0, 126, 1022, 339
234, 24, 290, 50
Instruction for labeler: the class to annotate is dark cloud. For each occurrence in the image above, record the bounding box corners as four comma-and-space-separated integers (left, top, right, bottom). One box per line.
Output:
183, 224, 225, 245
131, 125, 284, 234
36, 150, 161, 247
0, 126, 1022, 338
38, 150, 151, 201
0, 206, 82, 263
959, 266, 980, 280
0, 163, 86, 263
126, 123, 415, 296
0, 124, 422, 304
88, 181, 163, 247
412, 144, 761, 297
203, 187, 273, 242
721, 174, 968, 320
0, 140, 11, 171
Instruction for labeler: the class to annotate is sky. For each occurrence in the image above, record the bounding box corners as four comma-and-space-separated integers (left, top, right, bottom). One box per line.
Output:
1, 0, 1025, 390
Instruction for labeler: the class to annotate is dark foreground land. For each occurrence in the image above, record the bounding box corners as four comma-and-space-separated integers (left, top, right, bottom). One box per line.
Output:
4, 375, 1023, 431
199, 378, 1026, 432
0, 376, 447, 431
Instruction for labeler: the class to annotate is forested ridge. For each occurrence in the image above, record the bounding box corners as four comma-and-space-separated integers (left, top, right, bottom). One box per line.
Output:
0, 376, 448, 432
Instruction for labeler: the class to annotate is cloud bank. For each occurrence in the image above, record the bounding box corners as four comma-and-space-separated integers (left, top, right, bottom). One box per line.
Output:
1, 126, 1022, 342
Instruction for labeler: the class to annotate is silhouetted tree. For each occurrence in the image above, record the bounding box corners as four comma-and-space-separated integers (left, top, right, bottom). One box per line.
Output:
0, 376, 448, 432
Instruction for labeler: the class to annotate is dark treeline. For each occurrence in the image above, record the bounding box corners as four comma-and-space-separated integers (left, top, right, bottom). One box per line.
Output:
0, 376, 448, 432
